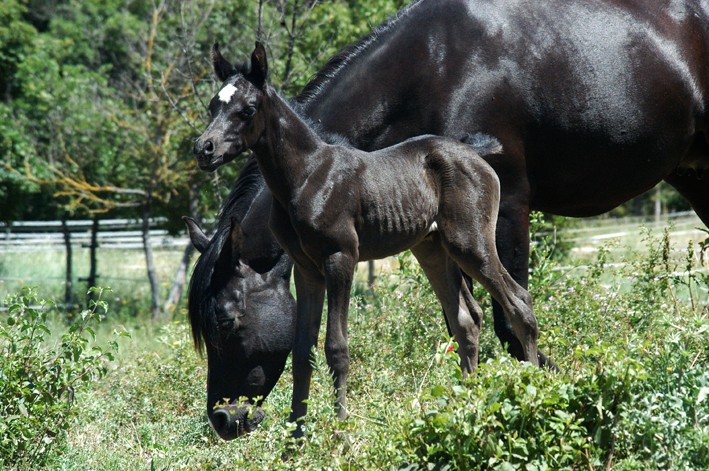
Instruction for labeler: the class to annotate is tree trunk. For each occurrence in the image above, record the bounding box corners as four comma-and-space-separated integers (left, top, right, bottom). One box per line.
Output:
281, 0, 301, 86
141, 196, 163, 320
163, 242, 194, 315
257, 0, 265, 41
62, 217, 74, 317
162, 182, 200, 315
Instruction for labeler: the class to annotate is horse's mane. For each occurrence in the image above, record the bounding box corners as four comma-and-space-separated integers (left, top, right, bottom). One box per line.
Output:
297, 0, 425, 105
218, 156, 263, 224
187, 156, 264, 353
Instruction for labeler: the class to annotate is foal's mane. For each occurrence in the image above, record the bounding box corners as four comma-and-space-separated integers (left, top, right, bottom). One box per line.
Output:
187, 156, 264, 353
297, 0, 425, 105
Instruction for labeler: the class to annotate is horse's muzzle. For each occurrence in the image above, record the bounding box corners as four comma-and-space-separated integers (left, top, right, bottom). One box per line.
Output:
209, 403, 265, 440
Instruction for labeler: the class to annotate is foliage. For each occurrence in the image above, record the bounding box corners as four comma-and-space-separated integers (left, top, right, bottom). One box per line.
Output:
1, 0, 706, 467
400, 349, 631, 469
1, 0, 411, 224
40, 225, 708, 470
0, 287, 125, 469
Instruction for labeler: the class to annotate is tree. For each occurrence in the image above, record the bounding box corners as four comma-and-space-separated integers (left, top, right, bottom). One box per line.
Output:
1, 0, 410, 318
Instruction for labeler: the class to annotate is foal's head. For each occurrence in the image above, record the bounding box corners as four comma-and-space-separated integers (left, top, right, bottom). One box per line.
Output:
194, 42, 269, 171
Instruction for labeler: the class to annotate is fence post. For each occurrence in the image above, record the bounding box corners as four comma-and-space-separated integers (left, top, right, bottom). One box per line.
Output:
61, 217, 74, 317
86, 216, 99, 307
141, 196, 163, 320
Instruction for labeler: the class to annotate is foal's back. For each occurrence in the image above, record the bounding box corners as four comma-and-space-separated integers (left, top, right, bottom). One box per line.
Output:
346, 135, 500, 261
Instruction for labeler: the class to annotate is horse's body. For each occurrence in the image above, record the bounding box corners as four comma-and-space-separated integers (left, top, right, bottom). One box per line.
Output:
189, 0, 709, 440
196, 42, 539, 436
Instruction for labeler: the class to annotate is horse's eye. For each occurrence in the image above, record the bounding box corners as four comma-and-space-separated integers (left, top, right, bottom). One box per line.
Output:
218, 317, 234, 329
239, 106, 256, 120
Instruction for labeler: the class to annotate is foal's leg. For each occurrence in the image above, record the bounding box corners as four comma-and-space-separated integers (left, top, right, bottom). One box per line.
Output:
481, 143, 553, 368
323, 251, 357, 420
412, 237, 482, 375
444, 227, 539, 366
289, 265, 325, 438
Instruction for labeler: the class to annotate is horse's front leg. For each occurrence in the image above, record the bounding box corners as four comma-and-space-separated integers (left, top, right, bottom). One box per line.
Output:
323, 251, 357, 420
289, 265, 325, 438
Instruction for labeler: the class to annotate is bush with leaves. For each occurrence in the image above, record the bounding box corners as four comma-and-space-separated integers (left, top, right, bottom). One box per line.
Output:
0, 287, 124, 468
396, 226, 709, 470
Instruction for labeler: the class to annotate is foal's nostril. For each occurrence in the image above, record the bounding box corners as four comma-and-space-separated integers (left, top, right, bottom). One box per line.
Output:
193, 139, 215, 157
203, 140, 215, 156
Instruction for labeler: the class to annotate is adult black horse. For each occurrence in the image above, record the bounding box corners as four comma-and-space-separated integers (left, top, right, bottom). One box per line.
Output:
190, 0, 709, 439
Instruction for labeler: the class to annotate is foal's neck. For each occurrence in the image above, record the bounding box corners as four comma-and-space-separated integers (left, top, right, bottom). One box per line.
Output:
252, 86, 326, 205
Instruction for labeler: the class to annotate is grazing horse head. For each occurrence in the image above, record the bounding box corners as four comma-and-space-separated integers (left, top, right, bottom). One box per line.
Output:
194, 43, 269, 172
184, 158, 295, 440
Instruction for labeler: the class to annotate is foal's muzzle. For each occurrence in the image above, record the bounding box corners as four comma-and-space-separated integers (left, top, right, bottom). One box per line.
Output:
194, 139, 215, 157
193, 138, 225, 171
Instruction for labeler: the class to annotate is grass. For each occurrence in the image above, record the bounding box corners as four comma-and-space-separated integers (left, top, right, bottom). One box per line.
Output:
1, 217, 708, 469
0, 246, 186, 317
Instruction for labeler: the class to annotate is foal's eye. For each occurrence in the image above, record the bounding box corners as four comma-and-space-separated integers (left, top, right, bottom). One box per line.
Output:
239, 106, 256, 120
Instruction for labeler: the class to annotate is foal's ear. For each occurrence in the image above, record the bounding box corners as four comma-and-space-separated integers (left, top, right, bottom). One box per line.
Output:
212, 43, 235, 82
247, 41, 268, 89
183, 216, 210, 253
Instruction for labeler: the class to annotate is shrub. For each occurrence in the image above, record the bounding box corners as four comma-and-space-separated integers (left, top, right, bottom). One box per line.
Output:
0, 287, 124, 468
395, 226, 709, 470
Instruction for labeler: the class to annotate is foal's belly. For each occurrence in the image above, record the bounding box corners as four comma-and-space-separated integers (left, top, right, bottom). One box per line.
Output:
355, 161, 439, 260
356, 222, 435, 261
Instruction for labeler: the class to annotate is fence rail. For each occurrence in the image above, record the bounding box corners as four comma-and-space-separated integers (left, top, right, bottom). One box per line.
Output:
1, 212, 705, 253
0, 218, 190, 252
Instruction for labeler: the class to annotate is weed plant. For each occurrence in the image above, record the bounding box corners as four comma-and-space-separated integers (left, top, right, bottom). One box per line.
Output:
0, 287, 126, 469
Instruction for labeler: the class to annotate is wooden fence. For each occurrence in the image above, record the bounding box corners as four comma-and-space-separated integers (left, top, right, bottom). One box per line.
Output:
0, 218, 189, 252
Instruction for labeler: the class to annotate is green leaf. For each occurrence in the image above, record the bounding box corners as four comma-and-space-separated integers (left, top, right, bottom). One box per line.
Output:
698, 387, 709, 405
430, 385, 446, 398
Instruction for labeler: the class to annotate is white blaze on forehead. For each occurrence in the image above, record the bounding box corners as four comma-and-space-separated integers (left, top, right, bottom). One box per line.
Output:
218, 84, 238, 103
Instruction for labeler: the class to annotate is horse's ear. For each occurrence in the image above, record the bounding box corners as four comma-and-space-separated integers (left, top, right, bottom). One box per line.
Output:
247, 41, 268, 89
228, 217, 243, 263
182, 216, 210, 253
212, 43, 235, 82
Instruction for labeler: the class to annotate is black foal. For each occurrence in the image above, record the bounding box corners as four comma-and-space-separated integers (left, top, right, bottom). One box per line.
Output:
194, 42, 539, 437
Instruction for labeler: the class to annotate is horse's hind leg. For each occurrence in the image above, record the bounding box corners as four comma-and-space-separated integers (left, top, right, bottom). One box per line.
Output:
440, 221, 539, 367
412, 236, 483, 375
665, 134, 709, 226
